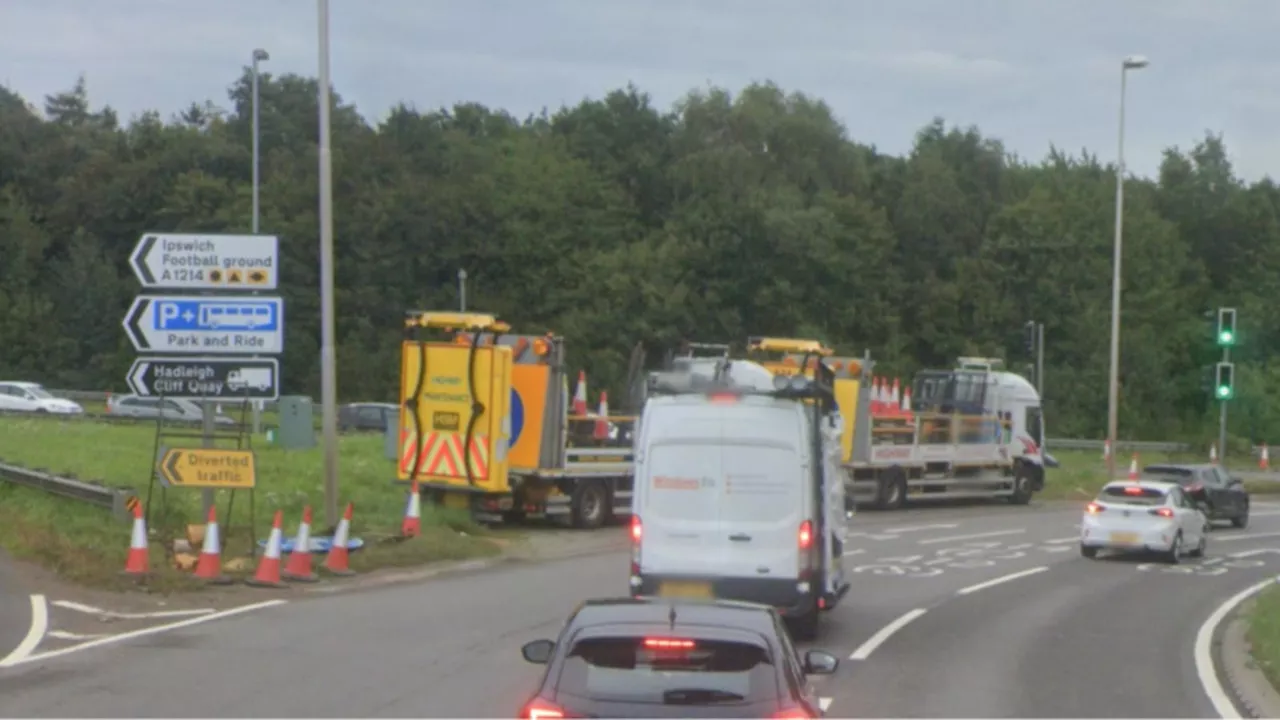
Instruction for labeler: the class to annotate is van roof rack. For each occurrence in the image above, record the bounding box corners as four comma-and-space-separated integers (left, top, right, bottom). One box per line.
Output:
646, 367, 837, 406
956, 356, 1005, 371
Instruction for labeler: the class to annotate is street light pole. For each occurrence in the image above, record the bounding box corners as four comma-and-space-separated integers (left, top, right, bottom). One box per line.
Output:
1105, 54, 1149, 482
317, 0, 340, 527
458, 269, 467, 311
251, 47, 269, 437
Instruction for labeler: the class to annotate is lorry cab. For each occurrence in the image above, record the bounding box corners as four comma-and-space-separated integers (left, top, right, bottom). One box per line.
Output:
628, 345, 850, 640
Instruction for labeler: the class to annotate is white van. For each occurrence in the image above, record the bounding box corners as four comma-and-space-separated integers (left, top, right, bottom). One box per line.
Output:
628, 362, 850, 639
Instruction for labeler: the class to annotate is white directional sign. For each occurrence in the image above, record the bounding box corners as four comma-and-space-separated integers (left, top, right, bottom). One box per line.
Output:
127, 357, 280, 400
130, 233, 279, 290
123, 295, 285, 355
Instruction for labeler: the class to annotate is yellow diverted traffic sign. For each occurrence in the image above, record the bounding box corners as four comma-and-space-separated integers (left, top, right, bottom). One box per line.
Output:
159, 447, 257, 490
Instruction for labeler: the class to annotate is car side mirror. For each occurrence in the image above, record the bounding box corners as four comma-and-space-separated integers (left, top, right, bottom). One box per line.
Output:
521, 639, 555, 665
803, 650, 839, 675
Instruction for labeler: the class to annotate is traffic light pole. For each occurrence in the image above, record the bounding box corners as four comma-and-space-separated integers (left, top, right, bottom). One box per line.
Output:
1036, 323, 1045, 398
1219, 345, 1229, 463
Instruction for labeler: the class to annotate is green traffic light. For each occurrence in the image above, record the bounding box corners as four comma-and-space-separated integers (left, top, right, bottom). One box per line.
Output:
1220, 331, 1234, 344
1217, 386, 1230, 398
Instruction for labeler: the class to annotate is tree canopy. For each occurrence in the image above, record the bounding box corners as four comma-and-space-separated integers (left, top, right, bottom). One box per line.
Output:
1, 71, 1276, 443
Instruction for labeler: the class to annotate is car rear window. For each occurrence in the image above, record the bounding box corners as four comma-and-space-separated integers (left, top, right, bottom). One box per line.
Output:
1143, 468, 1195, 485
556, 635, 778, 705
1099, 485, 1167, 506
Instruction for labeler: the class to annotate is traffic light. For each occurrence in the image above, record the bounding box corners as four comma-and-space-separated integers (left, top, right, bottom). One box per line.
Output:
1215, 361, 1235, 400
1217, 307, 1237, 347
1023, 321, 1036, 355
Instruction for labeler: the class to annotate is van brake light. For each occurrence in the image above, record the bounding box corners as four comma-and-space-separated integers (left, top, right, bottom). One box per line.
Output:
630, 515, 642, 543
521, 698, 565, 719
708, 392, 739, 404
798, 520, 813, 550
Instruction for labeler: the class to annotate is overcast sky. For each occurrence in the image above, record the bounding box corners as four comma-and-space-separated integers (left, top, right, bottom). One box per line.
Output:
2, 0, 1277, 181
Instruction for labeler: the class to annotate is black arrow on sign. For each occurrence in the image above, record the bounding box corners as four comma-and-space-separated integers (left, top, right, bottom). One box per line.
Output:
132, 235, 157, 285
127, 298, 151, 350
163, 450, 182, 486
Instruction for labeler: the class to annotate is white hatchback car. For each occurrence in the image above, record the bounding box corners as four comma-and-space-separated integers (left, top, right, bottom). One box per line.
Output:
1080, 480, 1208, 563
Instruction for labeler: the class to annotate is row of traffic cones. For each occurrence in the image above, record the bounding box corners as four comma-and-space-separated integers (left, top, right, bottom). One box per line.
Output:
122, 501, 358, 585
870, 376, 913, 419
1104, 440, 1272, 471
572, 370, 611, 440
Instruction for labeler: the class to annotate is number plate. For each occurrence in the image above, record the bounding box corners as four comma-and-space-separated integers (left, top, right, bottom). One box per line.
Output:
658, 581, 713, 599
1110, 532, 1140, 545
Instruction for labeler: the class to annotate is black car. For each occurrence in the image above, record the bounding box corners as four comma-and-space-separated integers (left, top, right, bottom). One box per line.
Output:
518, 597, 839, 718
337, 402, 397, 433
1143, 463, 1250, 528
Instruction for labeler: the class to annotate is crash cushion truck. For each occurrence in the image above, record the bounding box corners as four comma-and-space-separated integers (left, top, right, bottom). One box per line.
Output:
397, 311, 635, 528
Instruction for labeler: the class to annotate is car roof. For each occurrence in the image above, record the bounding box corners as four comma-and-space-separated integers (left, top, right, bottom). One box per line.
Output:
1102, 479, 1180, 493
569, 597, 778, 635
0, 381, 41, 388
1144, 463, 1214, 472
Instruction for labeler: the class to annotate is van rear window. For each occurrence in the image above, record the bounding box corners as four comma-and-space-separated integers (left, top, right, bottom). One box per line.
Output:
1099, 485, 1167, 505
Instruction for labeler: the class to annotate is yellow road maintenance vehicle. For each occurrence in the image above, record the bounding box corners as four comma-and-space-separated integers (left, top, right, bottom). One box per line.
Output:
397, 311, 635, 528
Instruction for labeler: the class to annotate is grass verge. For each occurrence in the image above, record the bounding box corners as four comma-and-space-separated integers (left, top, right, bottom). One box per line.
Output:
1039, 449, 1280, 502
1246, 585, 1280, 693
0, 415, 504, 591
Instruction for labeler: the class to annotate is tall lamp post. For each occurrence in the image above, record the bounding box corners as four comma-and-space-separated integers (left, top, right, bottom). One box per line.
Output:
1105, 54, 1149, 482
250, 47, 269, 436
317, 0, 340, 527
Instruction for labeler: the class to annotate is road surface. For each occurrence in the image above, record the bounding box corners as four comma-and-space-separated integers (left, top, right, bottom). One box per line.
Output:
3, 499, 1280, 717
0, 551, 34, 668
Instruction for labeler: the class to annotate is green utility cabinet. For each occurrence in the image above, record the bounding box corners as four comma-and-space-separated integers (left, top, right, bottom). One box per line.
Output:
277, 396, 317, 449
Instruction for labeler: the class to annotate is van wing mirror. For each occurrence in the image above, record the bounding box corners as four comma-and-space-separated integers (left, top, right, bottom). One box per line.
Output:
521, 639, 556, 664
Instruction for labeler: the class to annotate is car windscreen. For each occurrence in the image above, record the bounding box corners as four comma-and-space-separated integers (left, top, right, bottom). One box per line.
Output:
1099, 485, 1167, 506
556, 635, 778, 706
26, 387, 53, 399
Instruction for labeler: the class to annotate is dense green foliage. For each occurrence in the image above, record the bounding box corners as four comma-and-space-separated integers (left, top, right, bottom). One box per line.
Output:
2, 71, 1277, 442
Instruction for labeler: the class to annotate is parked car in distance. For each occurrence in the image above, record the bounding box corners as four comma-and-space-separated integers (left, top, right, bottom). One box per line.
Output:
0, 382, 84, 415
338, 402, 398, 432
107, 395, 235, 425
1142, 463, 1250, 529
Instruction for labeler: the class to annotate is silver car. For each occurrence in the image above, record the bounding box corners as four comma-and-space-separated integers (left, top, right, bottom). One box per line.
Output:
107, 395, 235, 425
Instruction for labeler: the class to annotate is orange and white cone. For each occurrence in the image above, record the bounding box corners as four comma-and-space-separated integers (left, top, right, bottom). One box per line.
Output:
283, 506, 318, 582
869, 378, 882, 416
1261, 443, 1270, 471
1210, 443, 1219, 465
402, 479, 422, 538
889, 379, 902, 418
1128, 453, 1139, 481
901, 386, 914, 421
593, 392, 610, 441
122, 502, 150, 576
1102, 439, 1111, 461
323, 502, 356, 576
246, 510, 287, 588
193, 506, 232, 585
572, 370, 588, 416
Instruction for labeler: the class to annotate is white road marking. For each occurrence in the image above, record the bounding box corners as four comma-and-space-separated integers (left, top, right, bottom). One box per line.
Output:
2, 599, 287, 668
918, 529, 1025, 545
849, 608, 927, 660
820, 697, 833, 711
51, 600, 216, 620
1214, 531, 1280, 543
883, 523, 959, 534
0, 595, 48, 668
1044, 536, 1079, 544
1194, 577, 1278, 719
955, 566, 1049, 596
47, 630, 110, 641
842, 548, 865, 556
1228, 549, 1280, 558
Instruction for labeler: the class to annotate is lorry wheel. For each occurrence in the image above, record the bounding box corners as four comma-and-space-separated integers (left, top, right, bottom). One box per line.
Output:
877, 469, 906, 511
571, 483, 608, 529
1009, 466, 1034, 505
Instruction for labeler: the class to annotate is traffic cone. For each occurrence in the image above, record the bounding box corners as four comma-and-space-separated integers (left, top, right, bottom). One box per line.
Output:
122, 502, 150, 577
323, 502, 356, 576
1102, 439, 1111, 461
594, 392, 610, 440
283, 506, 318, 583
1128, 453, 1139, 481
193, 506, 232, 585
869, 378, 881, 416
889, 379, 902, 418
1261, 443, 1270, 471
1210, 443, 1219, 465
246, 510, 287, 588
572, 370, 588, 416
402, 479, 422, 538
900, 386, 914, 421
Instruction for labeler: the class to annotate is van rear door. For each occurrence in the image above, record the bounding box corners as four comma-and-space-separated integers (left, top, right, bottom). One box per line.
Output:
639, 402, 805, 580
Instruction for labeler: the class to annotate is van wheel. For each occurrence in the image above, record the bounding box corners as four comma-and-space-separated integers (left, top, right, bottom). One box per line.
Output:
1009, 466, 1034, 505
877, 469, 906, 511
571, 483, 608, 529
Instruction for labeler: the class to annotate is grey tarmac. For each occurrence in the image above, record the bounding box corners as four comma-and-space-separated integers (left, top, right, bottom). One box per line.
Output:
0, 551, 33, 668
3, 499, 1280, 717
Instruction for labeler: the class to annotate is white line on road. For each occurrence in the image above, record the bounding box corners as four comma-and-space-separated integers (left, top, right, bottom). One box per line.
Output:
956, 566, 1050, 596
51, 600, 216, 620
0, 595, 47, 668
918, 529, 1025, 545
820, 697, 833, 711
842, 548, 865, 556
46, 630, 110, 641
1214, 531, 1280, 543
849, 608, 927, 660
1044, 536, 1079, 544
2, 599, 287, 668
883, 523, 959, 534
1195, 577, 1278, 719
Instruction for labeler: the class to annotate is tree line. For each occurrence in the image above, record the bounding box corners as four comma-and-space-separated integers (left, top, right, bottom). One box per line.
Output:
1, 70, 1277, 444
